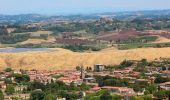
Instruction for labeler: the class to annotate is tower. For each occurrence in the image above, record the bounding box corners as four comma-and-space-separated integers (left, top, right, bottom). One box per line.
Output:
80, 65, 85, 79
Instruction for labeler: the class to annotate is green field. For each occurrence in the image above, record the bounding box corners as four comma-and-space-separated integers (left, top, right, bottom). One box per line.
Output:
118, 42, 170, 50
116, 36, 158, 44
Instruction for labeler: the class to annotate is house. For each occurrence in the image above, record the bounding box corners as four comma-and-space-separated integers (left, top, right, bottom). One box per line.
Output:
27, 70, 53, 84
101, 86, 135, 95
135, 79, 149, 84
160, 82, 170, 90
83, 77, 96, 83
130, 72, 140, 77
15, 85, 27, 92
162, 71, 170, 77
4, 93, 30, 100
93, 64, 105, 72
91, 86, 135, 96
57, 71, 83, 85
13, 70, 22, 74
91, 86, 101, 91
0, 81, 6, 89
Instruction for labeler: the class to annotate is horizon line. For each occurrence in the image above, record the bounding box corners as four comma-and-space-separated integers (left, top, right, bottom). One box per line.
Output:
0, 8, 170, 16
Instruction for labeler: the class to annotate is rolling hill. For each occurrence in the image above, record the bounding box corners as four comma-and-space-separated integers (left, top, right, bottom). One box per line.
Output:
0, 47, 170, 70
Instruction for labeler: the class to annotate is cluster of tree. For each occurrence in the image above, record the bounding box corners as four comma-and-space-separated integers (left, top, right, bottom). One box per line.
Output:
94, 75, 129, 87
0, 34, 30, 44
84, 90, 122, 100
46, 22, 117, 35
45, 18, 170, 36
4, 67, 13, 72
5, 84, 15, 95
0, 90, 4, 100
154, 90, 170, 100
13, 26, 39, 33
154, 75, 170, 83
129, 95, 152, 100
61, 44, 105, 52
133, 59, 151, 72
26, 80, 90, 100
107, 60, 134, 70
117, 36, 158, 44
30, 89, 57, 100
13, 74, 30, 84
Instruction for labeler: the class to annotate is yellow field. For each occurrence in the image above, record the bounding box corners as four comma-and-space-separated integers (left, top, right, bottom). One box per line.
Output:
0, 47, 170, 70
152, 35, 170, 43
21, 36, 56, 44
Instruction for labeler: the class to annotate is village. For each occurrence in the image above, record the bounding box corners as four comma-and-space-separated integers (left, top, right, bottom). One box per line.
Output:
0, 59, 170, 100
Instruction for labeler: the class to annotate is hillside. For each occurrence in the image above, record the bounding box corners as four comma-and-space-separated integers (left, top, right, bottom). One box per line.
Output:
0, 47, 170, 70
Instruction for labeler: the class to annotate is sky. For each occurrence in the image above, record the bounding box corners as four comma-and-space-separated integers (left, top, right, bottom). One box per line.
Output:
0, 0, 170, 15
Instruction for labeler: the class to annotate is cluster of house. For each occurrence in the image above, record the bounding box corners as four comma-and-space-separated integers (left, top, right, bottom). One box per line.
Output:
27, 70, 54, 84
91, 86, 135, 96
1, 64, 170, 100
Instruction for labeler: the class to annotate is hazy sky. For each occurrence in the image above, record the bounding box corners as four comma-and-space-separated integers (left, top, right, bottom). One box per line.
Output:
0, 0, 170, 15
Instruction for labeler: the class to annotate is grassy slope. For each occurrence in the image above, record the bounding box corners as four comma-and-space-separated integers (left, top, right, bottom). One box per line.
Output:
0, 47, 170, 70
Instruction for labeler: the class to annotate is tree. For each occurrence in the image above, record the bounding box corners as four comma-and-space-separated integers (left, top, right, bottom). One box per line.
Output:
27, 81, 45, 91
141, 59, 148, 65
65, 92, 79, 100
44, 93, 56, 100
100, 91, 112, 100
86, 67, 92, 72
144, 90, 150, 95
14, 74, 30, 83
154, 76, 170, 83
4, 78, 12, 84
5, 84, 15, 95
140, 95, 152, 100
76, 66, 81, 71
165, 90, 170, 99
80, 83, 89, 91
162, 66, 166, 71
0, 90, 4, 100
4, 67, 12, 72
119, 60, 134, 69
154, 90, 166, 100
11, 97, 19, 100
146, 84, 157, 94
112, 94, 122, 100
30, 89, 45, 100
69, 82, 77, 90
